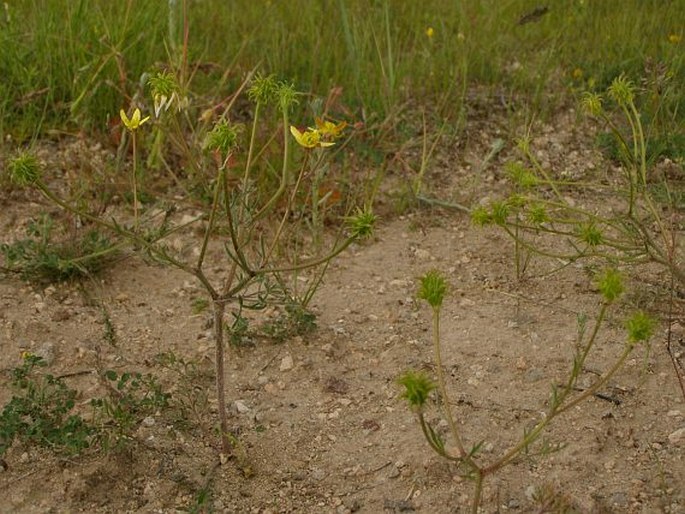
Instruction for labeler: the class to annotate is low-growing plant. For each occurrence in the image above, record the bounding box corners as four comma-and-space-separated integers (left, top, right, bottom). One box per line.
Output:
473, 73, 685, 397
91, 369, 171, 451
399, 269, 654, 512
0, 212, 119, 283
0, 353, 174, 459
260, 302, 318, 343
0, 354, 94, 457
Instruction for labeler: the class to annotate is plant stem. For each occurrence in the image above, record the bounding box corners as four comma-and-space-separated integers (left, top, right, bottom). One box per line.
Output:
197, 160, 226, 270
132, 132, 139, 231
213, 299, 232, 457
254, 106, 290, 221
432, 306, 468, 459
472, 471, 484, 514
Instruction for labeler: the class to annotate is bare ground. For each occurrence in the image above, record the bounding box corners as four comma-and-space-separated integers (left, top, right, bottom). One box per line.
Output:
1, 104, 684, 513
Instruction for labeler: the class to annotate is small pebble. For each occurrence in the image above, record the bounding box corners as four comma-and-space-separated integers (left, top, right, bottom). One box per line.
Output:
668, 427, 685, 445
279, 354, 294, 372
234, 400, 250, 414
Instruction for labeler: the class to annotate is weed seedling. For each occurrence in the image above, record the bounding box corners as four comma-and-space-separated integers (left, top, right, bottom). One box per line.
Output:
0, 354, 94, 457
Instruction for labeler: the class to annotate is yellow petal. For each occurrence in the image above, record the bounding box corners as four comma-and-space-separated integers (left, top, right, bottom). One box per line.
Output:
290, 125, 316, 148
290, 125, 303, 140
120, 109, 130, 127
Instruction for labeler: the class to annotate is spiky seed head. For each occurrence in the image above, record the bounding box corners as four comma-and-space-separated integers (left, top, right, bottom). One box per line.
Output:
597, 268, 623, 303
491, 201, 510, 226
608, 74, 635, 106
527, 203, 548, 225
148, 71, 179, 98
398, 370, 436, 410
418, 270, 447, 309
471, 206, 492, 227
247, 73, 278, 106
581, 91, 603, 117
276, 80, 299, 113
8, 152, 42, 187
204, 120, 239, 158
625, 311, 655, 346
578, 222, 603, 247
346, 208, 376, 240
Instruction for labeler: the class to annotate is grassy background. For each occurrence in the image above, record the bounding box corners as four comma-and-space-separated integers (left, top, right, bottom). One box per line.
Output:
0, 0, 683, 139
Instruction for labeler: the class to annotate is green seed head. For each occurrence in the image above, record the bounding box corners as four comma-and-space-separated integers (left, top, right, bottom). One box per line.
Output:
247, 73, 278, 106
506, 161, 538, 188
148, 71, 179, 99
204, 120, 239, 158
491, 201, 510, 226
608, 74, 635, 106
471, 206, 492, 227
398, 370, 436, 410
526, 203, 548, 225
578, 222, 603, 247
276, 80, 299, 113
580, 91, 603, 117
506, 194, 526, 209
597, 268, 623, 303
418, 270, 447, 309
625, 311, 655, 346
8, 152, 42, 187
346, 208, 376, 240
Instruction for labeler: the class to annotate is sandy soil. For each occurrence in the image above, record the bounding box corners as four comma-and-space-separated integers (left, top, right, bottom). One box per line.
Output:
1, 104, 684, 513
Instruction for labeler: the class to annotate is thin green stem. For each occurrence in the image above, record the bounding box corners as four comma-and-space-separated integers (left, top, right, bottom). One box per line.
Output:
131, 132, 139, 231
432, 306, 468, 459
197, 160, 226, 271
557, 345, 633, 415
261, 236, 356, 274
254, 106, 290, 221
262, 154, 309, 267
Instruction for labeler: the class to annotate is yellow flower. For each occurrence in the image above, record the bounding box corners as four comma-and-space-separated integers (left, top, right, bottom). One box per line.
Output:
120, 107, 150, 132
21, 351, 34, 360
314, 117, 347, 139
572, 68, 583, 80
426, 27, 434, 39
290, 126, 335, 149
668, 33, 682, 44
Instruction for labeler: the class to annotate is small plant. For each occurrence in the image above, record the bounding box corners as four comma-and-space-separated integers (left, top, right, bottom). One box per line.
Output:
399, 269, 654, 512
0, 353, 176, 459
0, 354, 95, 456
1, 213, 118, 283
474, 74, 684, 286
154, 351, 211, 431
260, 302, 317, 343
6, 70, 375, 463
90, 369, 171, 450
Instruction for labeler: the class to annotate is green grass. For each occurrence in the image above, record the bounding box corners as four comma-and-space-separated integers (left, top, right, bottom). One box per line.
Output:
1, 0, 682, 140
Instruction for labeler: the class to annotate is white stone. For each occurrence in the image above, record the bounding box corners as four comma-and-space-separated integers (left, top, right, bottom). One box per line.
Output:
234, 400, 250, 414
279, 354, 294, 371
